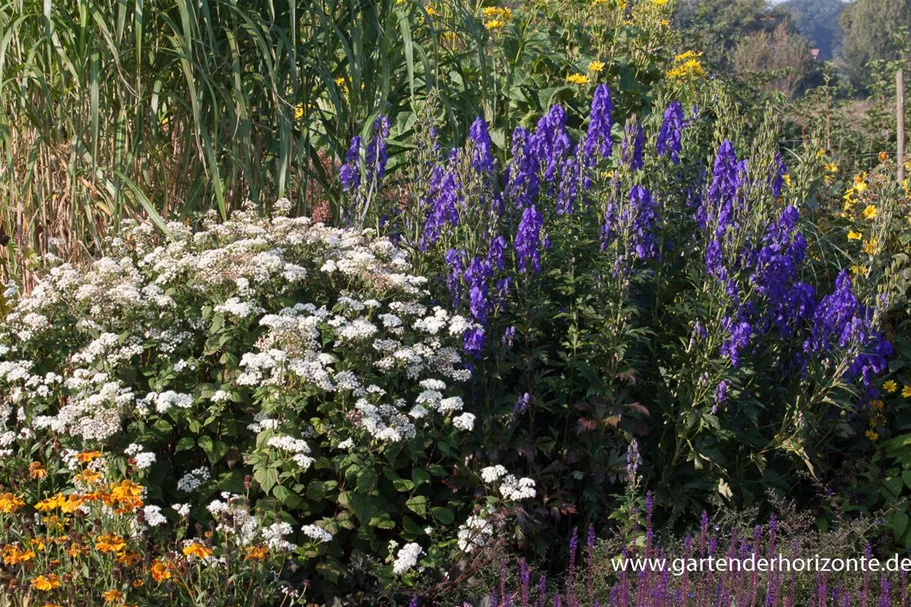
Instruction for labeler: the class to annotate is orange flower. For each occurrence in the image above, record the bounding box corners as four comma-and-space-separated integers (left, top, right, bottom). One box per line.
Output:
131, 579, 145, 588
39, 604, 65, 607
3, 545, 36, 565
150, 559, 171, 582
108, 480, 144, 513
244, 545, 269, 561
31, 574, 61, 591
102, 589, 123, 602
29, 462, 48, 480
34, 493, 66, 512
59, 494, 86, 514
117, 551, 141, 566
95, 534, 127, 554
67, 542, 87, 558
30, 537, 46, 551
75, 451, 102, 463
0, 492, 25, 513
75, 468, 103, 486
182, 542, 213, 559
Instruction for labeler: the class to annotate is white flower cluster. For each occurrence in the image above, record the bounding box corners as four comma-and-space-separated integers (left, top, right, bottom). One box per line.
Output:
301, 524, 333, 544
479, 465, 536, 501
392, 542, 424, 575
177, 467, 211, 493
125, 443, 157, 470
457, 514, 494, 553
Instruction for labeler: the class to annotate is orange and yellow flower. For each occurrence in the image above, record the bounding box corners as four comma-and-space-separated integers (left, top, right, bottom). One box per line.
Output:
95, 534, 127, 554
31, 575, 61, 591
0, 492, 25, 513
182, 542, 213, 560
29, 461, 48, 479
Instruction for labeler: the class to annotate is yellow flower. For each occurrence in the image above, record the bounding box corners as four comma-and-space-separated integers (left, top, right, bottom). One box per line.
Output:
854, 173, 868, 192
294, 105, 304, 120
485, 19, 505, 29
847, 230, 863, 241
151, 559, 172, 582
816, 149, 827, 159
3, 545, 35, 565
132, 579, 145, 588
863, 205, 877, 219
850, 265, 867, 277
31, 575, 61, 591
75, 450, 102, 463
334, 77, 345, 86
245, 545, 269, 561
652, 0, 669, 5
903, 385, 911, 398
588, 60, 605, 73
0, 493, 25, 514
35, 493, 66, 512
566, 73, 590, 85
183, 542, 213, 559
95, 534, 127, 554
865, 429, 879, 442
863, 238, 879, 255
29, 462, 48, 480
75, 468, 102, 485
667, 58, 706, 81
117, 551, 141, 566
824, 162, 838, 173
885, 380, 899, 393
103, 590, 123, 603
783, 174, 792, 188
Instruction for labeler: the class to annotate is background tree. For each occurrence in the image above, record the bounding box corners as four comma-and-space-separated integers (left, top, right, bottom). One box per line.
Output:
779, 0, 846, 61
673, 0, 788, 71
840, 0, 911, 87
733, 21, 813, 97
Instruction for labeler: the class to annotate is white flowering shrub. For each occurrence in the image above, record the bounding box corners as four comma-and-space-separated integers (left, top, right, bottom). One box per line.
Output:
0, 207, 523, 594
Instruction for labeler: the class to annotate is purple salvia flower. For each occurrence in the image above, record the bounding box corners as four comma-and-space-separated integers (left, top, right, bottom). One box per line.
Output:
584, 84, 614, 162
515, 204, 543, 273
487, 235, 508, 271
621, 117, 644, 171
514, 392, 531, 416
627, 438, 641, 480
771, 152, 788, 199
470, 116, 495, 173
656, 101, 684, 165
520, 559, 531, 607
463, 327, 485, 357
506, 126, 541, 209
532, 105, 573, 187
444, 248, 467, 306
556, 154, 580, 215
365, 116, 390, 183
503, 325, 518, 349
340, 135, 362, 192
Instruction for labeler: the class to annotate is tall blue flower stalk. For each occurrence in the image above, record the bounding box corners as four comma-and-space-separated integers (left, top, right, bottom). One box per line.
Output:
656, 102, 684, 165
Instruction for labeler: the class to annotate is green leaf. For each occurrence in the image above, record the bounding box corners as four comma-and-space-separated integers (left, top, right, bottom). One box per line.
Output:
883, 476, 904, 499
174, 437, 196, 453
405, 495, 428, 518
431, 506, 454, 525
254, 467, 279, 494
412, 469, 431, 486
368, 511, 396, 529
393, 478, 415, 492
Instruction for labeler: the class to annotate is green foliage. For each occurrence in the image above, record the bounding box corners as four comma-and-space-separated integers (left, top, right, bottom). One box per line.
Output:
840, 0, 911, 87
780, 0, 845, 61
